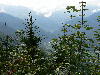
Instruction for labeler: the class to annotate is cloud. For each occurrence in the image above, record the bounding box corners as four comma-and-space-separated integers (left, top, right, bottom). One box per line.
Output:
0, 0, 100, 17
0, 8, 6, 13
92, 9, 100, 13
0, 0, 67, 17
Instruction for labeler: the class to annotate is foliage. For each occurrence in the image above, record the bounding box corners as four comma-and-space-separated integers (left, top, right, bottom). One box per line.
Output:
0, 1, 100, 75
51, 1, 100, 75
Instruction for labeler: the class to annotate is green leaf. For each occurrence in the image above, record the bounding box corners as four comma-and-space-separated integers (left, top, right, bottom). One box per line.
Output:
52, 38, 58, 42
75, 24, 81, 29
88, 39, 94, 43
65, 24, 71, 27
61, 29, 68, 32
84, 44, 89, 48
85, 27, 93, 30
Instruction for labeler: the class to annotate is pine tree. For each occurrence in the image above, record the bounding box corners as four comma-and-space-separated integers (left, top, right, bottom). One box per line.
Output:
14, 12, 47, 74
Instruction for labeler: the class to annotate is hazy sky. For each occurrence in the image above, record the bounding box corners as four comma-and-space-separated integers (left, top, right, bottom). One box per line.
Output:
0, 0, 100, 17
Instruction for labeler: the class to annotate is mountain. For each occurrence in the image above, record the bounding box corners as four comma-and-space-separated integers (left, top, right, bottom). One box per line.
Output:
53, 11, 100, 36
0, 4, 100, 41
0, 12, 55, 42
0, 4, 67, 32
0, 4, 100, 33
67, 11, 100, 29
0, 13, 24, 29
0, 4, 31, 19
0, 13, 24, 35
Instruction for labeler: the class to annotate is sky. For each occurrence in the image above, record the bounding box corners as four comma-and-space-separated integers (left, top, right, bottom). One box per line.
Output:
0, 0, 100, 17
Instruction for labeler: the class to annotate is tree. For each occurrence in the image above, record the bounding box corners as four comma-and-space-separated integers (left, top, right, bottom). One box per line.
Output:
93, 16, 100, 74
51, 1, 97, 74
14, 12, 47, 74
0, 23, 16, 74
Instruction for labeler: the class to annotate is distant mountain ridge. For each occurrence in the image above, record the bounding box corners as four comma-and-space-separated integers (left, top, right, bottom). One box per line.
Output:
0, 13, 24, 29
53, 11, 100, 36
0, 4, 100, 42
0, 4, 67, 32
0, 12, 55, 42
0, 4, 99, 33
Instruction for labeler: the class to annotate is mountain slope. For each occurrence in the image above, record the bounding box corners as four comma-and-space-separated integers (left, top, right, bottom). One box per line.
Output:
0, 13, 55, 42
0, 13, 24, 30
53, 11, 100, 36
0, 4, 67, 32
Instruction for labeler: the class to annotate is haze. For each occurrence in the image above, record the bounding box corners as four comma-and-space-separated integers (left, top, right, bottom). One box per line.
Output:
0, 0, 100, 17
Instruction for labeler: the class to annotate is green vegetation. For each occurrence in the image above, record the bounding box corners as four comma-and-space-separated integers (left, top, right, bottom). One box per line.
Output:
0, 1, 100, 75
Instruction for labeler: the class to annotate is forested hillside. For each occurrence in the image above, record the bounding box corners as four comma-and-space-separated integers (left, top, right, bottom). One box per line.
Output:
0, 1, 100, 75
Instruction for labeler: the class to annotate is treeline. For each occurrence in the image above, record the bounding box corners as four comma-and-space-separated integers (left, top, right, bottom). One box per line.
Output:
0, 1, 100, 75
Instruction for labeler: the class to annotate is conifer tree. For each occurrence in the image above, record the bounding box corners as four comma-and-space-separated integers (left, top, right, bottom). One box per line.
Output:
14, 12, 47, 74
